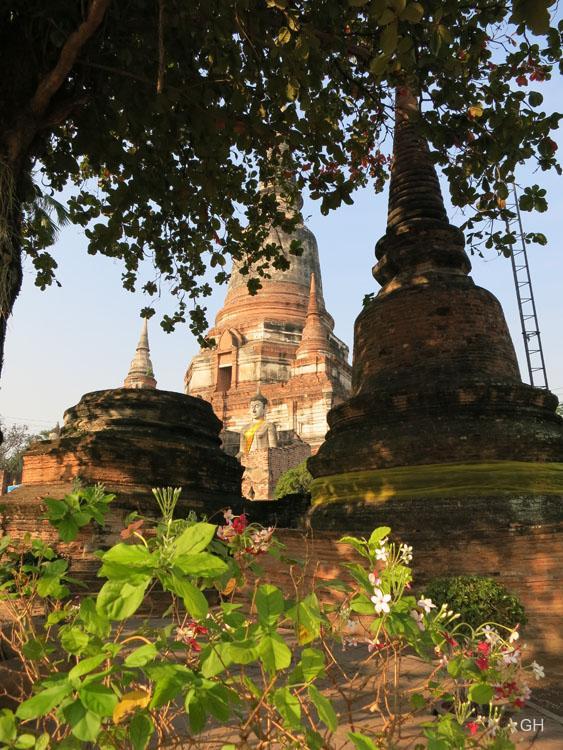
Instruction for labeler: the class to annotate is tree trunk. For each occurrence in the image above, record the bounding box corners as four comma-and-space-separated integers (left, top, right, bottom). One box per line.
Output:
0, 156, 24, 399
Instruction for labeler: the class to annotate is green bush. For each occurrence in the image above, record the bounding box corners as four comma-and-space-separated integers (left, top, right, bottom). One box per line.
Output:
423, 575, 527, 632
274, 459, 312, 499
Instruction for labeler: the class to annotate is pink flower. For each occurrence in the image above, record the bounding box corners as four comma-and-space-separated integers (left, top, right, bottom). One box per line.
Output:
476, 641, 490, 656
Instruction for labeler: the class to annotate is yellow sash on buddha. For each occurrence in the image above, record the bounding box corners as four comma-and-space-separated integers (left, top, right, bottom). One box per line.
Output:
244, 420, 264, 453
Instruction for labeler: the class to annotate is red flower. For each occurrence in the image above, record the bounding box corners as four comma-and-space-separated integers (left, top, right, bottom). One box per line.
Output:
442, 632, 459, 647
477, 641, 490, 656
475, 656, 489, 671
232, 514, 248, 534
515, 74, 528, 86
467, 722, 479, 736
514, 698, 525, 708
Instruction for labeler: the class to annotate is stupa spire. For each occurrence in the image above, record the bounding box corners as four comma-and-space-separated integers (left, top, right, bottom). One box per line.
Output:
295, 273, 330, 359
373, 88, 470, 289
124, 318, 157, 389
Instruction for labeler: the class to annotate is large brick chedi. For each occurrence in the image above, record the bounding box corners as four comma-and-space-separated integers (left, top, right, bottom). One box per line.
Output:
185, 188, 351, 451
309, 90, 563, 495
306, 90, 563, 664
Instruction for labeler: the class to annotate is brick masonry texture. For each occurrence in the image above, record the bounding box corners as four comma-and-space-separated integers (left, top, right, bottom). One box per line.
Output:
18, 388, 243, 512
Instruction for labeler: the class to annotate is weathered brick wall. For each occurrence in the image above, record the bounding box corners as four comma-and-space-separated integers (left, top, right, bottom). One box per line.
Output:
241, 443, 311, 499
353, 276, 520, 395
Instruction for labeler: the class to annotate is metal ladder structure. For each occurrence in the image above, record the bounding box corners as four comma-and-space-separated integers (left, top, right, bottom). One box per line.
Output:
504, 185, 549, 389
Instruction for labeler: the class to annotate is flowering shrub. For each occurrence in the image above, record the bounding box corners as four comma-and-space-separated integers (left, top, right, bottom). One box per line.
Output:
0, 490, 544, 749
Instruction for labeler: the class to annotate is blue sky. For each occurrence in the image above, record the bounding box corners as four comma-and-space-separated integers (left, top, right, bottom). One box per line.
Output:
1, 77, 562, 433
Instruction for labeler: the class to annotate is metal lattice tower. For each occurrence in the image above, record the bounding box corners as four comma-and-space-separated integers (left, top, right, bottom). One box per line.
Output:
505, 185, 549, 389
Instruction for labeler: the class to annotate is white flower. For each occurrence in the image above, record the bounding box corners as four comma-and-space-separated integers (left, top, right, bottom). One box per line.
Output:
502, 648, 521, 665
531, 661, 545, 680
410, 609, 425, 631
371, 588, 392, 614
368, 572, 381, 587
375, 546, 388, 562
508, 629, 520, 643
487, 716, 500, 736
507, 718, 518, 734
399, 543, 413, 563
521, 683, 532, 700
417, 596, 436, 614
483, 625, 500, 644
223, 509, 234, 523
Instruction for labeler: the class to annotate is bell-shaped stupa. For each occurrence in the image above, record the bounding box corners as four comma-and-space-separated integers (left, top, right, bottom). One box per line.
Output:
309, 88, 563, 498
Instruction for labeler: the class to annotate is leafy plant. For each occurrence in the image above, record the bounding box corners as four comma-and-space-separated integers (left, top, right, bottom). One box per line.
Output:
274, 460, 313, 499
423, 575, 527, 632
0, 488, 543, 749
42, 483, 115, 542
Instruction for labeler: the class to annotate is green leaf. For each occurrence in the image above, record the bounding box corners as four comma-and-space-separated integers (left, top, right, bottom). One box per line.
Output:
468, 682, 493, 704
380, 23, 398, 55
101, 543, 156, 570
172, 523, 217, 556
511, 0, 552, 34
96, 577, 151, 620
287, 593, 322, 644
276, 26, 291, 45
79, 683, 118, 717
273, 686, 301, 730
60, 627, 90, 655
125, 643, 158, 667
16, 681, 73, 720
350, 594, 376, 615
14, 734, 36, 749
410, 692, 426, 709
400, 2, 424, 22
0, 709, 16, 743
57, 515, 80, 542
258, 633, 292, 673
69, 653, 107, 682
35, 734, 51, 750
22, 637, 52, 661
201, 642, 233, 678
256, 584, 285, 628
368, 527, 391, 548
149, 664, 193, 709
290, 647, 325, 685
224, 639, 260, 665
185, 689, 207, 733
167, 574, 208, 619
348, 732, 379, 750
79, 597, 110, 637
201, 682, 234, 722
130, 712, 154, 750
173, 552, 228, 578
528, 91, 544, 107
44, 498, 68, 520
308, 684, 337, 731
368, 54, 390, 77
63, 700, 101, 742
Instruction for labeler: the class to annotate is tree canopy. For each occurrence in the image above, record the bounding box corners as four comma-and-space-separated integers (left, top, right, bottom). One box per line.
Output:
0, 0, 561, 376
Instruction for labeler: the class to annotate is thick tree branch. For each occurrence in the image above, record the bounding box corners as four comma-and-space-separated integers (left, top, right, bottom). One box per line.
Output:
30, 0, 111, 117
